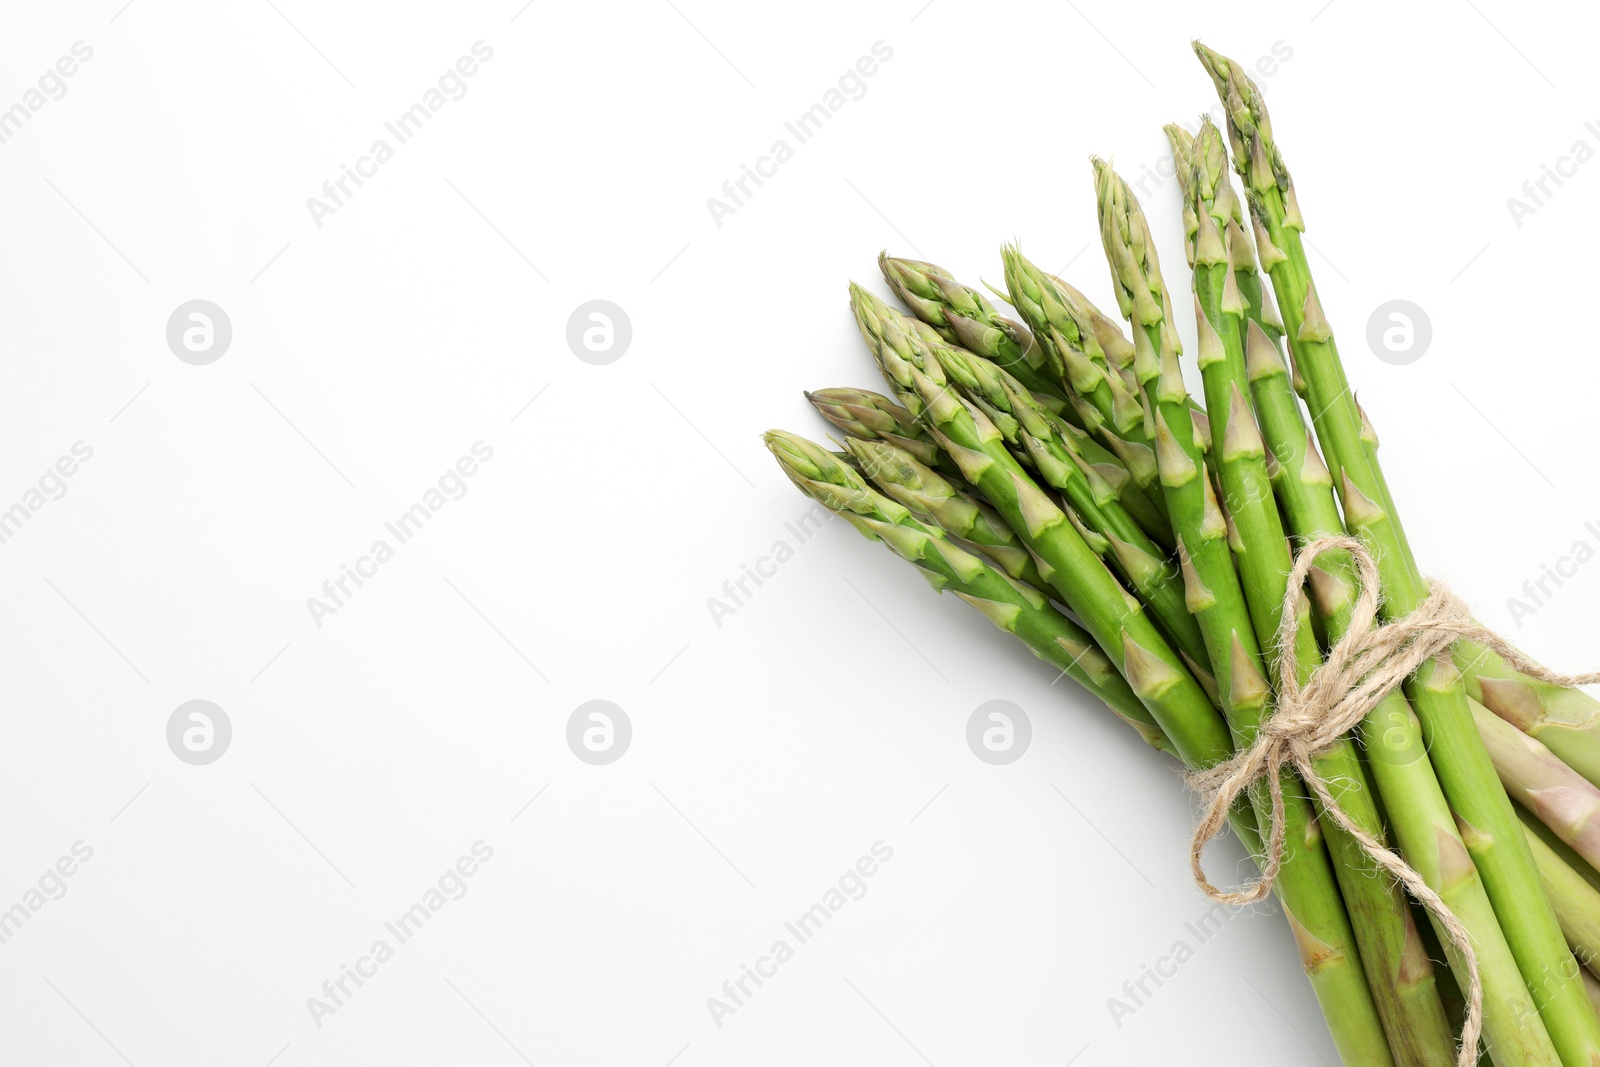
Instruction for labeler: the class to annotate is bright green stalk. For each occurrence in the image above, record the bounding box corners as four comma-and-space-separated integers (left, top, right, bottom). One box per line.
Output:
838, 434, 1053, 593
1197, 42, 1600, 1065
1177, 121, 1308, 658
1056, 417, 1175, 551
1244, 311, 1559, 1067
1179, 119, 1455, 1067
1094, 156, 1266, 735
920, 333, 1212, 682
1093, 157, 1395, 1067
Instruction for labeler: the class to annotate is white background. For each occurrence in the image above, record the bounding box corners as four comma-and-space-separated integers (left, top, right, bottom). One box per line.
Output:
1, 1, 1596, 1064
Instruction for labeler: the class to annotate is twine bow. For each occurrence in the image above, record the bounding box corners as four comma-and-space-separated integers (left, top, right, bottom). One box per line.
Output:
1186, 535, 1600, 1066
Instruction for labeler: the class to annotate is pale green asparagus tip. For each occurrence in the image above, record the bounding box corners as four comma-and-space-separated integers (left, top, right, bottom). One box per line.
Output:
878, 252, 991, 325
764, 429, 910, 525
1091, 157, 1165, 329
880, 251, 1043, 372
849, 282, 918, 390
1191, 118, 1237, 220
1165, 123, 1196, 179
1191, 42, 1290, 205
848, 282, 955, 412
1165, 125, 1200, 265
999, 246, 1099, 360
764, 428, 853, 488
839, 435, 931, 495
849, 281, 902, 353
805, 386, 947, 469
877, 251, 952, 296
805, 387, 920, 442
1191, 41, 1257, 154
1181, 119, 1243, 278
1050, 275, 1138, 372
877, 252, 955, 331
850, 282, 946, 353
998, 244, 1046, 331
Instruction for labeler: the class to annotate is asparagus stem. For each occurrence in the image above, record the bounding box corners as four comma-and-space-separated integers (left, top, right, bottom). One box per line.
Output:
1092, 155, 1396, 1067
1197, 42, 1600, 1065
1176, 118, 1457, 1067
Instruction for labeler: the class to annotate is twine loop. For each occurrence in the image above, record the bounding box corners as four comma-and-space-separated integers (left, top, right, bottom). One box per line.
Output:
1186, 535, 1600, 1066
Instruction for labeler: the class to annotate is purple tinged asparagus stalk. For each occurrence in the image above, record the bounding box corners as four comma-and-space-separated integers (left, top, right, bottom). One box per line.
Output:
1468, 667, 1600, 794
1476, 700, 1600, 878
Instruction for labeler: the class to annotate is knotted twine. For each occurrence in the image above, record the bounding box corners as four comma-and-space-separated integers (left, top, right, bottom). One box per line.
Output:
1185, 535, 1600, 1067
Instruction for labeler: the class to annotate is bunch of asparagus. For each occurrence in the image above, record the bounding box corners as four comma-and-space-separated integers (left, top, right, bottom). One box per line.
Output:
764, 44, 1600, 1067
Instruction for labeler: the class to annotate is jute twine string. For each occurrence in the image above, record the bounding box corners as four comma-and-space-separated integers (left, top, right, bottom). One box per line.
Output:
1185, 535, 1600, 1067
